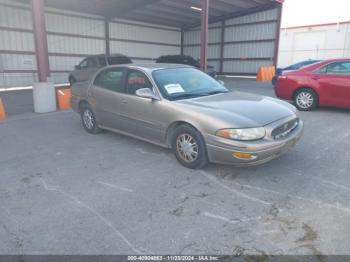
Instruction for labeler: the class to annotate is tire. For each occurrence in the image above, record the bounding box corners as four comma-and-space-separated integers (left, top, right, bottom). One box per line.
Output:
69, 76, 76, 86
80, 104, 102, 134
172, 124, 208, 169
293, 88, 318, 111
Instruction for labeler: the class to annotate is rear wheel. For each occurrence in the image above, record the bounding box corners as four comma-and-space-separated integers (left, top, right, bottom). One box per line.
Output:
172, 125, 208, 169
80, 104, 102, 134
294, 88, 318, 111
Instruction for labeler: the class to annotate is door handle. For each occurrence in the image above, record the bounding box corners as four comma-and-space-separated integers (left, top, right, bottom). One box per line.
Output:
121, 99, 128, 105
312, 75, 320, 80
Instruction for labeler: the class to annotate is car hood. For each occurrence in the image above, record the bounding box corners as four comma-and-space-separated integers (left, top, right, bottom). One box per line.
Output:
176, 91, 296, 127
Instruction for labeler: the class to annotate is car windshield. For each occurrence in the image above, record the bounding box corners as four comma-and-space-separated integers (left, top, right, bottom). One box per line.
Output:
153, 68, 227, 100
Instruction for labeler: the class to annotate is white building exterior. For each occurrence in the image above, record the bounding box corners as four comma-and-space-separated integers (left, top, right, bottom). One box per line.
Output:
278, 21, 350, 67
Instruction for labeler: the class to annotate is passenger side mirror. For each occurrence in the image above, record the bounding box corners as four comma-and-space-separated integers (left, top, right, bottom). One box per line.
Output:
135, 88, 159, 100
217, 80, 225, 86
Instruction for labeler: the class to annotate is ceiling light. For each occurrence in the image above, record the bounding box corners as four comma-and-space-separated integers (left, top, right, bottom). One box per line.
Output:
190, 6, 202, 11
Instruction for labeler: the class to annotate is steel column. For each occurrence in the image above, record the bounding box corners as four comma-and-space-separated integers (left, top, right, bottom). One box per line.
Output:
180, 30, 184, 56
200, 0, 209, 71
219, 20, 225, 74
105, 19, 110, 56
273, 3, 283, 67
31, 0, 50, 82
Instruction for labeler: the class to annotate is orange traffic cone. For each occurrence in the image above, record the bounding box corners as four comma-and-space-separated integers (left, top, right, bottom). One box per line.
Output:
256, 66, 276, 82
0, 97, 7, 119
56, 88, 71, 110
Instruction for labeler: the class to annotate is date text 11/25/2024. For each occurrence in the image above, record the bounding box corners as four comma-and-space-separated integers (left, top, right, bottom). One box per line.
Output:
127, 255, 220, 261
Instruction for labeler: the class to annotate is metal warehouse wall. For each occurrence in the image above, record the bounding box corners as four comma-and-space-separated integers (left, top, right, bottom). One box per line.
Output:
278, 23, 350, 67
45, 11, 105, 84
0, 0, 36, 87
0, 0, 181, 87
109, 19, 181, 63
183, 8, 279, 75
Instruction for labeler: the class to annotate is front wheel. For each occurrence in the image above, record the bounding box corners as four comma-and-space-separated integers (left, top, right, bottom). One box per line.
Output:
172, 125, 208, 169
294, 88, 318, 111
80, 104, 102, 134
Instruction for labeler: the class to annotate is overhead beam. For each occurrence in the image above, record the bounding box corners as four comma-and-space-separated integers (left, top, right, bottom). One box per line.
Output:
125, 10, 193, 27
143, 5, 201, 20
110, 0, 161, 19
160, 0, 223, 17
216, 0, 256, 9
183, 2, 279, 30
130, 8, 197, 24
121, 14, 184, 28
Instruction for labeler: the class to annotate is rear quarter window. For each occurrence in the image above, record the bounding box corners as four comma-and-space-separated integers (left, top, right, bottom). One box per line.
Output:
93, 68, 125, 92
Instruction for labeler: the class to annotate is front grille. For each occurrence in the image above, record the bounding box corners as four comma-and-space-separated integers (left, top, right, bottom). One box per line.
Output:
272, 118, 299, 139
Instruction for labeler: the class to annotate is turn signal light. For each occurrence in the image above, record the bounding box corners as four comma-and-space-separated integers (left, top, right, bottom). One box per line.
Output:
232, 151, 257, 160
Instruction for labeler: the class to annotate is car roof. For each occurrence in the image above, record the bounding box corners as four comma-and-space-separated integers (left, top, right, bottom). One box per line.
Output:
310, 58, 350, 68
287, 58, 350, 74
87, 53, 129, 58
320, 58, 350, 63
105, 63, 194, 72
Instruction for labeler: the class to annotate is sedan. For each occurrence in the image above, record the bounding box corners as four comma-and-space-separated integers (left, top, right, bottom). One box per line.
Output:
69, 53, 132, 85
272, 60, 321, 85
275, 59, 350, 111
71, 64, 303, 169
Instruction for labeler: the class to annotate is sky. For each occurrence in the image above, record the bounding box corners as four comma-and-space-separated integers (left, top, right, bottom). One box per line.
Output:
281, 0, 350, 28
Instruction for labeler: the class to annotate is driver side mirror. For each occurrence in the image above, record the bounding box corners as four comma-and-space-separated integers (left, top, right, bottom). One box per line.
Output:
75, 65, 81, 70
135, 88, 160, 100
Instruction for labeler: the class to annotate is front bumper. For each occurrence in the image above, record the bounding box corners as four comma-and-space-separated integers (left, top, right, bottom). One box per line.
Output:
205, 117, 304, 166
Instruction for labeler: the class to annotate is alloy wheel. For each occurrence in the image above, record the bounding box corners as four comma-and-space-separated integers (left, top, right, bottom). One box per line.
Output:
176, 133, 199, 163
83, 109, 94, 130
296, 91, 314, 109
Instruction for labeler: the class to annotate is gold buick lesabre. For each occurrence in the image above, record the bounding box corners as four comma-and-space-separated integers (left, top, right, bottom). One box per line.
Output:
71, 64, 303, 169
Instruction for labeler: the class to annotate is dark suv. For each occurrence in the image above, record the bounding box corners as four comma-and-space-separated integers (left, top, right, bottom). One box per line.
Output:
156, 55, 217, 78
69, 54, 132, 85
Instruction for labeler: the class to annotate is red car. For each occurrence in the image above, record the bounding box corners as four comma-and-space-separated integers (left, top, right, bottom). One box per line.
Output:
275, 59, 350, 111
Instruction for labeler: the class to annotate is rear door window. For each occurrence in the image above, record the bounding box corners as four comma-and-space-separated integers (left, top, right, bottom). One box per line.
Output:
326, 62, 350, 75
315, 62, 350, 75
93, 68, 125, 92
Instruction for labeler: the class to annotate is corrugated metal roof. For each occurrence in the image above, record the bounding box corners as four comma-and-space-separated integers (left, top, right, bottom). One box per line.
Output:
16, 0, 281, 29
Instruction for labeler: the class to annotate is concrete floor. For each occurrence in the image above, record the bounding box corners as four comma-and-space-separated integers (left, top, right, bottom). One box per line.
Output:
1, 78, 350, 255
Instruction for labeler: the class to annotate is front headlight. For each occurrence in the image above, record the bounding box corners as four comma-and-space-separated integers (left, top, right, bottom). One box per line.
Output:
216, 127, 266, 141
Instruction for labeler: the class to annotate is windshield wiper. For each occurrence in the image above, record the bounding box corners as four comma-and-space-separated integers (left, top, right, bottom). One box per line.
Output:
171, 93, 208, 100
205, 90, 228, 95
171, 90, 228, 100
